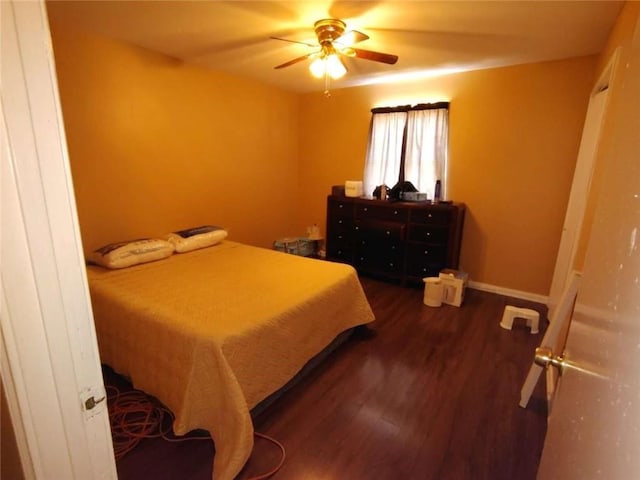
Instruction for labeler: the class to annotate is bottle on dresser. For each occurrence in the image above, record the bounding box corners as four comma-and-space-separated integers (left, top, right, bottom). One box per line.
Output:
434, 180, 441, 203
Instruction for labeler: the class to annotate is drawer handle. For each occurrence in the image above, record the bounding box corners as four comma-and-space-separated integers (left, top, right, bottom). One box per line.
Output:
424, 250, 429, 255
386, 230, 391, 235
364, 207, 368, 212
338, 219, 343, 224
361, 240, 366, 245
426, 232, 431, 236
394, 210, 398, 215
338, 235, 343, 239
389, 262, 394, 267
428, 213, 433, 218
338, 250, 342, 254
391, 245, 396, 250
355, 226, 359, 230
360, 257, 364, 261
339, 204, 344, 208
423, 267, 427, 272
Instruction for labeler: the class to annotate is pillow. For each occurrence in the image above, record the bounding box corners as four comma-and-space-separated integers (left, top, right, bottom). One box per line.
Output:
89, 238, 174, 269
164, 225, 228, 253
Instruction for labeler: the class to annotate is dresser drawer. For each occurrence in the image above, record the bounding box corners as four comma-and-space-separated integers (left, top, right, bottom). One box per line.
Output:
326, 245, 353, 263
411, 208, 451, 225
328, 216, 353, 232
408, 224, 449, 244
354, 219, 405, 241
328, 198, 354, 217
356, 239, 403, 256
355, 250, 403, 273
405, 261, 445, 278
356, 204, 409, 222
329, 230, 351, 246
406, 243, 447, 262
327, 217, 354, 251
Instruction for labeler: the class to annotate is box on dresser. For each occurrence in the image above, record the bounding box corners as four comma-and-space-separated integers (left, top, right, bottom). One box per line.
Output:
326, 195, 465, 284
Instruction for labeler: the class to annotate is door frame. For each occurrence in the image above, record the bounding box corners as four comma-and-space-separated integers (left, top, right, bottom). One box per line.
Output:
1, 1, 117, 478
547, 50, 619, 319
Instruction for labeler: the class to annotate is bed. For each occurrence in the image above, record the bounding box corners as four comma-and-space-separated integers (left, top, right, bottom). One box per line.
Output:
86, 240, 375, 480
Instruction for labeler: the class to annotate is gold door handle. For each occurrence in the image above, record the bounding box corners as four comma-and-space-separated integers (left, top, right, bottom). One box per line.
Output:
534, 346, 566, 371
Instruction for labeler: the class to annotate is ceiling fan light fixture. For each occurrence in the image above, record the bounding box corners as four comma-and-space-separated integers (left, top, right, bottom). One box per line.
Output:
309, 56, 326, 78
326, 53, 347, 79
273, 17, 397, 87
309, 52, 347, 79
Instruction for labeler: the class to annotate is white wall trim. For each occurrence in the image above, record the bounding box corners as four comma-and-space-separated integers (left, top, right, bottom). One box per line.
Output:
469, 280, 549, 305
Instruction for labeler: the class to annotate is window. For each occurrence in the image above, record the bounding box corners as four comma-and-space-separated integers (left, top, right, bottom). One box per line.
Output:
363, 102, 449, 200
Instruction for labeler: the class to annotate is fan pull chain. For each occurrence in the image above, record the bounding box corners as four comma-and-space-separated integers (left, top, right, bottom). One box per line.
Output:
324, 70, 331, 97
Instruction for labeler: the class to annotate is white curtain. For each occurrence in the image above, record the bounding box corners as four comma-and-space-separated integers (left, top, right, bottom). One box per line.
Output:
404, 107, 449, 199
363, 111, 406, 196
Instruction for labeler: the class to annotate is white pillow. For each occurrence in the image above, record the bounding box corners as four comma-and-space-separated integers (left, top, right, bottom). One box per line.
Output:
164, 225, 228, 253
89, 238, 175, 269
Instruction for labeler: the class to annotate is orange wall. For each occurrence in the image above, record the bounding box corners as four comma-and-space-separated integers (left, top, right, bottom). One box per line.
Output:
49, 25, 302, 254
299, 57, 596, 295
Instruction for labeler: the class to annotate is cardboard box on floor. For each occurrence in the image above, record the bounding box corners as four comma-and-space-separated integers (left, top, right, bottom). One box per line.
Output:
439, 269, 469, 307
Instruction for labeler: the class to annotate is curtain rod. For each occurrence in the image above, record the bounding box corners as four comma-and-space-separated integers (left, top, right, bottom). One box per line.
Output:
371, 101, 449, 114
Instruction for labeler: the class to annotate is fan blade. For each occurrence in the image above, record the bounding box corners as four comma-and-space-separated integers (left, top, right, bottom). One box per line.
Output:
336, 29, 369, 47
270, 36, 318, 48
274, 53, 316, 69
351, 47, 398, 65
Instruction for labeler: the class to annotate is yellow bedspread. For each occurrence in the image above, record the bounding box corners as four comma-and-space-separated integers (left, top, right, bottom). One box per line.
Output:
86, 241, 374, 480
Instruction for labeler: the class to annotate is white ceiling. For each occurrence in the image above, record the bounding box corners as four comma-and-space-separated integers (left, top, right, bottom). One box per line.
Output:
46, 0, 624, 93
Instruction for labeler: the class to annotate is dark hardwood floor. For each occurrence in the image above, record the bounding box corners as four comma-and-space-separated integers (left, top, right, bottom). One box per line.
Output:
107, 276, 548, 480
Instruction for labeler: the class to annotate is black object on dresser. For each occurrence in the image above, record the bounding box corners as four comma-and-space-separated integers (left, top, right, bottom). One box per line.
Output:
326, 195, 465, 283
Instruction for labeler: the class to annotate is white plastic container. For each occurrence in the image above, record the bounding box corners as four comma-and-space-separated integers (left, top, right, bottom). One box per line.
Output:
423, 277, 444, 307
439, 269, 469, 307
345, 180, 363, 197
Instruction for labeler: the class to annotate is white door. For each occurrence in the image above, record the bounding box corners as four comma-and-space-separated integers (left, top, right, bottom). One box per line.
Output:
537, 17, 640, 479
1, 1, 117, 478
546, 52, 616, 319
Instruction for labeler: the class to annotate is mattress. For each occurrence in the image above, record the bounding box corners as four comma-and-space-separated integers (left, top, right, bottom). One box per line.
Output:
86, 240, 374, 480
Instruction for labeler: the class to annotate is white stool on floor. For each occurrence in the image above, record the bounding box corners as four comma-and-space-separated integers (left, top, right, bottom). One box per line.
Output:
500, 306, 540, 334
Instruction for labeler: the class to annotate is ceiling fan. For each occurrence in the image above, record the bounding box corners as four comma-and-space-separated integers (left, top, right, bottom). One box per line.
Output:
272, 18, 398, 80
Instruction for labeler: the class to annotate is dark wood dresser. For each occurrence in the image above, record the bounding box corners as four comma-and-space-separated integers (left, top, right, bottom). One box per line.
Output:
326, 195, 465, 283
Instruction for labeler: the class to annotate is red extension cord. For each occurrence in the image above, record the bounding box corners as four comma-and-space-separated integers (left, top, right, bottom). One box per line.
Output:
106, 385, 285, 479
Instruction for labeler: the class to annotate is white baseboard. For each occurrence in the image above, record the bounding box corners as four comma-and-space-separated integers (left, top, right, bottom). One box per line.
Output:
468, 280, 549, 305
